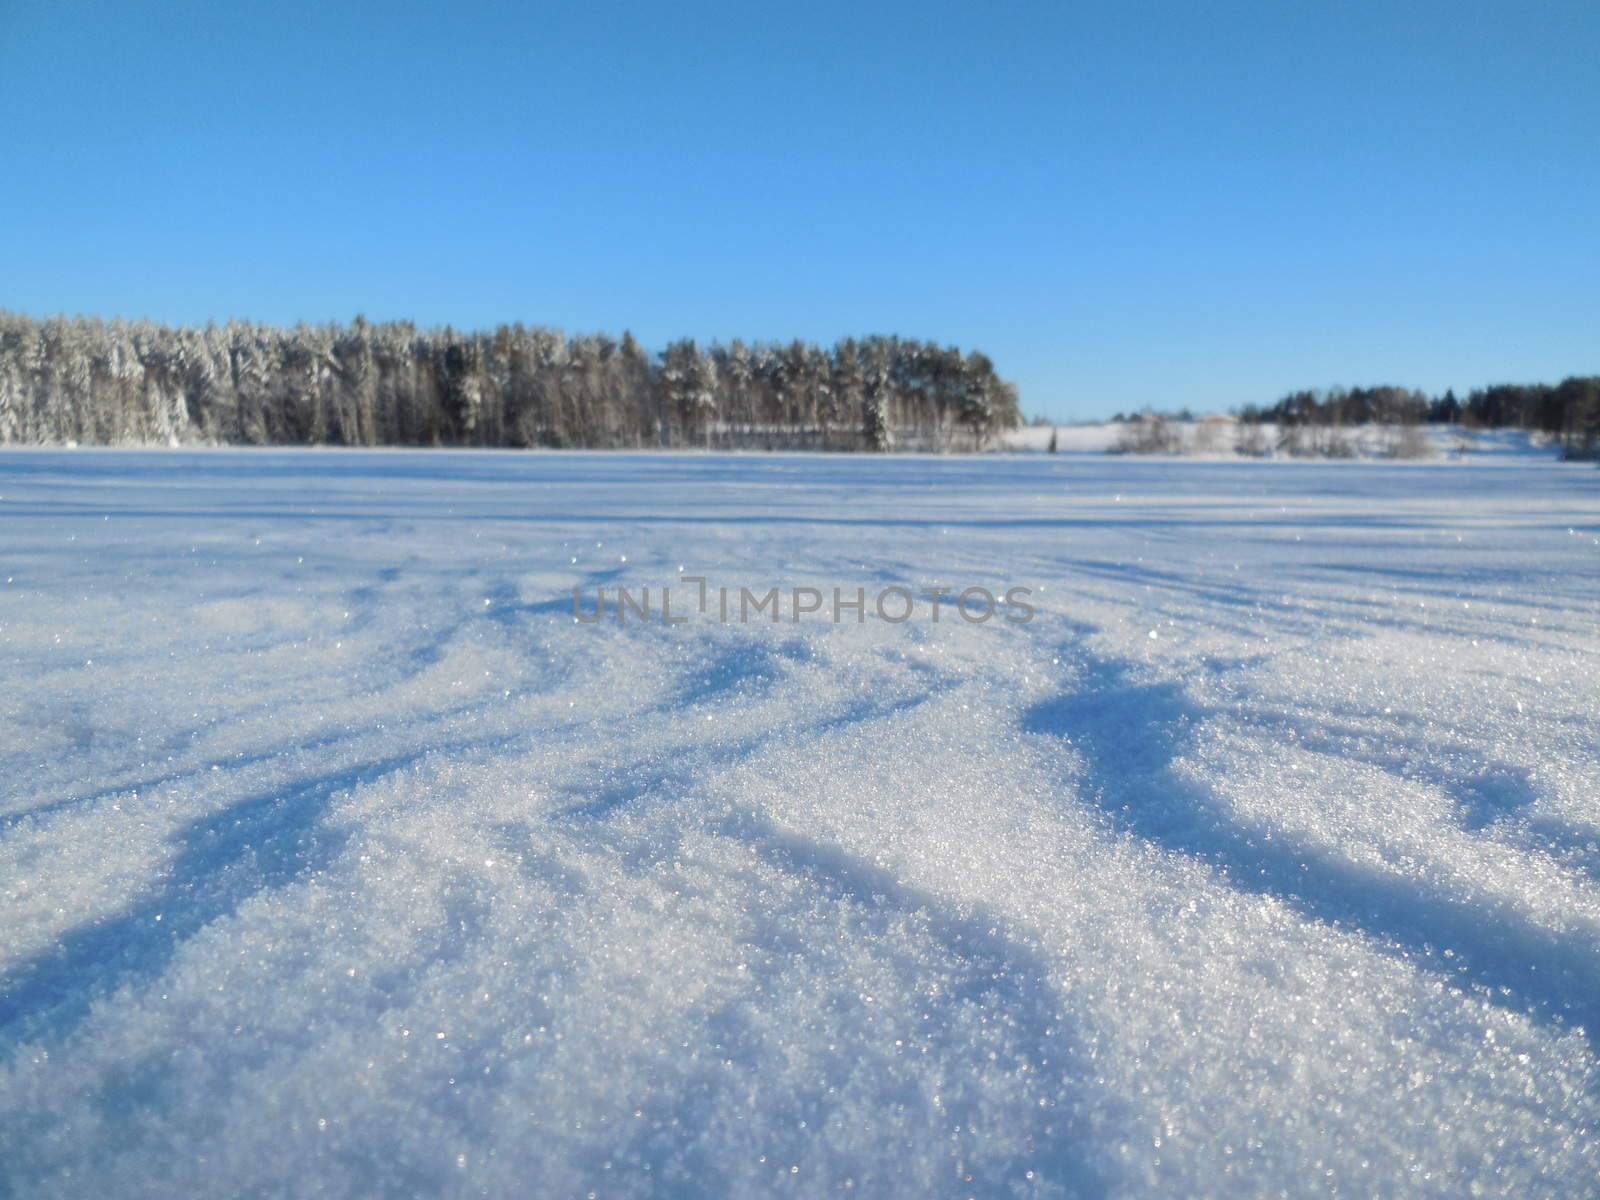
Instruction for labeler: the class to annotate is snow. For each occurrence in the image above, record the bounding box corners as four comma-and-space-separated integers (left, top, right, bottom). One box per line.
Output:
1002, 423, 1123, 453
1000, 421, 1568, 460
3, 447, 1599, 1197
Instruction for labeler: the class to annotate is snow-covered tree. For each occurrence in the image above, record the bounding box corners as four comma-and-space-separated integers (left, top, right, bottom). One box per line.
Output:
0, 311, 1030, 452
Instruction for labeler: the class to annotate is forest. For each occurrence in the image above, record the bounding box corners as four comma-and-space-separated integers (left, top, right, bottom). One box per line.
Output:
1108, 379, 1599, 459
1238, 381, 1600, 457
0, 312, 1021, 451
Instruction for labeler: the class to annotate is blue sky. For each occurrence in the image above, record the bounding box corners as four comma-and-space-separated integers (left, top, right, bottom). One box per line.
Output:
1, 0, 1595, 420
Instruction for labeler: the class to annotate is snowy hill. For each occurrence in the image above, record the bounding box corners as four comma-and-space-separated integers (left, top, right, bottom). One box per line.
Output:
1001, 421, 1571, 461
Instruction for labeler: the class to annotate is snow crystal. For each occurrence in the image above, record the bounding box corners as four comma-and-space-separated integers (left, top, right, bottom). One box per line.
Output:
2, 448, 1598, 1197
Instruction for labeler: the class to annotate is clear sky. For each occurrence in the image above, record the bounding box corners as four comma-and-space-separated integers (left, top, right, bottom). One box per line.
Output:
2, 0, 1595, 420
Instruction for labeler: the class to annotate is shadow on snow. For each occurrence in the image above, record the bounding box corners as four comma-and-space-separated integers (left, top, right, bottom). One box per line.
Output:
1021, 647, 1600, 1051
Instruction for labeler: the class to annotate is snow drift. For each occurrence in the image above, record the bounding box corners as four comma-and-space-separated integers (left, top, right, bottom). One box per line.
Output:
2, 449, 1598, 1197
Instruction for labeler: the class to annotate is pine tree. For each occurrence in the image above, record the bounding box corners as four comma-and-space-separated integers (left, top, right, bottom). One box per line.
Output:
863, 360, 892, 452
0, 310, 1025, 452
688, 348, 719, 448
958, 351, 996, 449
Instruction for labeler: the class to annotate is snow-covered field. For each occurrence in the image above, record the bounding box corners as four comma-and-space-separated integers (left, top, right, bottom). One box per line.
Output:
1000, 422, 1566, 460
3, 449, 1599, 1198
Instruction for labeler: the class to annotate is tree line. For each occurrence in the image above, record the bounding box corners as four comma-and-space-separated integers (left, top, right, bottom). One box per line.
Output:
0, 312, 1021, 451
1235, 380, 1600, 458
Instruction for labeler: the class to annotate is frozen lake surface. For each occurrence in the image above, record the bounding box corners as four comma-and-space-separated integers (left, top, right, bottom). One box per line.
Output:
3, 449, 1599, 1197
